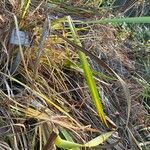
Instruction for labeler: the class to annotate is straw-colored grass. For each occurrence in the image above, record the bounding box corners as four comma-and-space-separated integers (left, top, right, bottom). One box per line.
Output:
0, 0, 149, 150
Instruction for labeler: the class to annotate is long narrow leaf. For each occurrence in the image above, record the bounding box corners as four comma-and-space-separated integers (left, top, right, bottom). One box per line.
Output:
67, 16, 108, 127
80, 16, 150, 24
21, 0, 31, 19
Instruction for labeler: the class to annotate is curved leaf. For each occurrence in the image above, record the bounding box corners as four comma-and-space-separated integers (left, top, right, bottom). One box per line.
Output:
55, 131, 114, 149
67, 16, 108, 127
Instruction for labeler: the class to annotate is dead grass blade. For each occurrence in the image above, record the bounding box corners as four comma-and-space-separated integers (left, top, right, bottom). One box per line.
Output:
0, 72, 82, 128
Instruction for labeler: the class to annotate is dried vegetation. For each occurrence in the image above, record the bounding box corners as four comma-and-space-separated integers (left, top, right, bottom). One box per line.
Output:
0, 0, 149, 150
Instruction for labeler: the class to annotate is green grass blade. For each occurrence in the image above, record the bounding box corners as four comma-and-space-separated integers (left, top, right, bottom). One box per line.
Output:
84, 131, 114, 147
66, 16, 108, 127
80, 16, 150, 24
21, 0, 31, 19
19, 0, 31, 28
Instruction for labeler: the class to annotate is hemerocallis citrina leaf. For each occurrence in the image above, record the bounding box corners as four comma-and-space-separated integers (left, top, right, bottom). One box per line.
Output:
67, 16, 108, 127
55, 131, 114, 149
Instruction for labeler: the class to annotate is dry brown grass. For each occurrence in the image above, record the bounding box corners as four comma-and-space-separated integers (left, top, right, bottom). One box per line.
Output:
0, 0, 149, 149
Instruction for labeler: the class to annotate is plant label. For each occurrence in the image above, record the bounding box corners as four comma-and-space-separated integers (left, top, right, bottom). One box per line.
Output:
10, 29, 30, 46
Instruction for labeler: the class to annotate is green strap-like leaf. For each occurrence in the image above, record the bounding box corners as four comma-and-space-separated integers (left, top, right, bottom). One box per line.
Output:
80, 16, 150, 24
67, 16, 108, 127
55, 131, 114, 149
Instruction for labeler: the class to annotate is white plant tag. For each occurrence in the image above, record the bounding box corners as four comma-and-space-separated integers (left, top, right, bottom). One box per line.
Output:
10, 29, 30, 46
